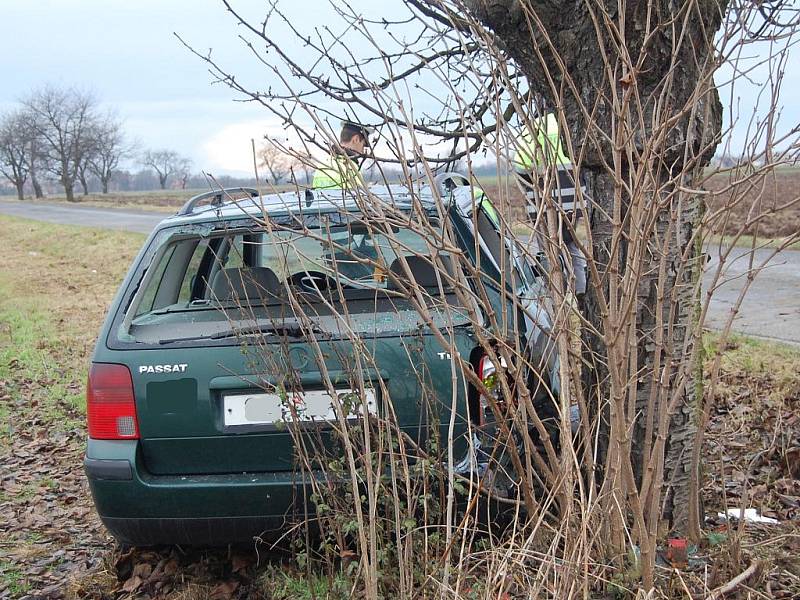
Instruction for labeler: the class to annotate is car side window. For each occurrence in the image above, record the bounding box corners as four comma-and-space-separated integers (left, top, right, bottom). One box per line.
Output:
134, 245, 176, 317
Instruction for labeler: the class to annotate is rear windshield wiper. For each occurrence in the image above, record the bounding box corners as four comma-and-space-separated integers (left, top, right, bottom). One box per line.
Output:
148, 300, 212, 316
158, 322, 318, 345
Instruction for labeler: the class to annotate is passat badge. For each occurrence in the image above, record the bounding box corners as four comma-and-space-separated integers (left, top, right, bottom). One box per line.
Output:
138, 363, 188, 374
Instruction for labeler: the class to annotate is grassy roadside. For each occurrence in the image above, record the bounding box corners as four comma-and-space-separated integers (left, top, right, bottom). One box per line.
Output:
0, 216, 144, 598
0, 217, 144, 443
0, 217, 335, 599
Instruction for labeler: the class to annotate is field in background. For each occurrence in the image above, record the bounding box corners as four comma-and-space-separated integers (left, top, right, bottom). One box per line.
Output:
9, 190, 203, 213
482, 167, 800, 241
7, 184, 297, 214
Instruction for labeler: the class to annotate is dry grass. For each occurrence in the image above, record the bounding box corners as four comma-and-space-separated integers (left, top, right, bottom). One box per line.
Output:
0, 215, 145, 386
9, 190, 192, 213
704, 169, 800, 239
12, 184, 298, 213
700, 334, 800, 598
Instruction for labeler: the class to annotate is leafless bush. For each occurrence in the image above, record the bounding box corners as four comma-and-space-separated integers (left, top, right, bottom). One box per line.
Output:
187, 0, 800, 596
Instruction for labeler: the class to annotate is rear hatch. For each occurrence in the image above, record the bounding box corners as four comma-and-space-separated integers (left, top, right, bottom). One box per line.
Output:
100, 215, 476, 476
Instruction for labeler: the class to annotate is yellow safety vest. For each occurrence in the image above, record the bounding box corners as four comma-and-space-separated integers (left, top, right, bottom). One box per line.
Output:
513, 113, 571, 171
312, 153, 364, 189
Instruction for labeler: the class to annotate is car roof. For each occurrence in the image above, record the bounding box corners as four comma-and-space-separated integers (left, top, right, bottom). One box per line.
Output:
155, 184, 452, 231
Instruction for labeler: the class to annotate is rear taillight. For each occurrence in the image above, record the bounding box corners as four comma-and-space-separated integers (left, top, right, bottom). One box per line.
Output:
86, 363, 139, 440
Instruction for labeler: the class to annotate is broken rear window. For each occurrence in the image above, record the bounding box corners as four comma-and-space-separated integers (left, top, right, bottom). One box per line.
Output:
114, 212, 466, 346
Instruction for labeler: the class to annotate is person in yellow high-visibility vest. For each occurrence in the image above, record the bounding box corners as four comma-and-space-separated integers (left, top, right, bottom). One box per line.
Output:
514, 112, 588, 297
312, 121, 372, 189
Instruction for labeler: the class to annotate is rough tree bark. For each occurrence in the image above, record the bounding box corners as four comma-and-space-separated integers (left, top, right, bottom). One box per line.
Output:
465, 0, 725, 534
79, 169, 90, 195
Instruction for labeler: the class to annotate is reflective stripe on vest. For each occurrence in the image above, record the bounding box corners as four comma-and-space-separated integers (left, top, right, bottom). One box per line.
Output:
521, 164, 585, 213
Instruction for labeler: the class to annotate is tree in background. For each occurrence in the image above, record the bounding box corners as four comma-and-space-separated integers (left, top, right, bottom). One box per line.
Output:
176, 157, 193, 189
0, 110, 32, 200
142, 149, 187, 189
86, 113, 131, 194
22, 86, 97, 202
258, 139, 297, 185
27, 134, 46, 199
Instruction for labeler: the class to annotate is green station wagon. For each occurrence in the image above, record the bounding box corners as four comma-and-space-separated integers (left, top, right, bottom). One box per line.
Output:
84, 177, 559, 546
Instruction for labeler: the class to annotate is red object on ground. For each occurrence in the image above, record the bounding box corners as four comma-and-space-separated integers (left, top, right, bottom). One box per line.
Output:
667, 538, 688, 568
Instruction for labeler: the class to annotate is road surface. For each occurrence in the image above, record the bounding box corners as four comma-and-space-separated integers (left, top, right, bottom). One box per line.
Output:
1, 199, 798, 346
704, 246, 800, 346
0, 199, 165, 234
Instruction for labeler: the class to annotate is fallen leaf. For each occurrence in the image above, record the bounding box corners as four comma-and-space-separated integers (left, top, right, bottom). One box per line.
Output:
121, 574, 143, 593
209, 580, 240, 600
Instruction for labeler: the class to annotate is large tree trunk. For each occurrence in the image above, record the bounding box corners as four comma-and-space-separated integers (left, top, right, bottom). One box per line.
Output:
582, 170, 703, 533
101, 176, 109, 194
466, 0, 724, 537
15, 181, 24, 201
80, 174, 89, 195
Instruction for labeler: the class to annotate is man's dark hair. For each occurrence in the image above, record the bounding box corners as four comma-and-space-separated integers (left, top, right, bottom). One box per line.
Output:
340, 122, 369, 146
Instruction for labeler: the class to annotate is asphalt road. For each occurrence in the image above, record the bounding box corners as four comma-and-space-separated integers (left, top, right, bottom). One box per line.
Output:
0, 199, 165, 234
2, 199, 798, 346
704, 246, 800, 346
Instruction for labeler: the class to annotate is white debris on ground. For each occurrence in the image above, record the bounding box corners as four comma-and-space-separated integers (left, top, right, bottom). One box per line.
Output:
717, 508, 780, 524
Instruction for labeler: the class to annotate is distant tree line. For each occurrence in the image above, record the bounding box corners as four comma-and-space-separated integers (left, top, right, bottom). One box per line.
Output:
1, 85, 510, 200
0, 85, 195, 200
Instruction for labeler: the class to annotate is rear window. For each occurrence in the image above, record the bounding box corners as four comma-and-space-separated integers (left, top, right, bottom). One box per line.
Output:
115, 212, 462, 346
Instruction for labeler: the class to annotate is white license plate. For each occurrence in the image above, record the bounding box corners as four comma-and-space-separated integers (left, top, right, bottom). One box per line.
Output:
223, 388, 376, 427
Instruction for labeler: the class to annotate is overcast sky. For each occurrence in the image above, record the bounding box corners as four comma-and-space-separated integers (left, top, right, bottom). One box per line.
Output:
1, 0, 796, 176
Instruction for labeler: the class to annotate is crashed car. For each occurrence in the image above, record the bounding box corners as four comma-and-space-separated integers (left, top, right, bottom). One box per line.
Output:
84, 175, 559, 546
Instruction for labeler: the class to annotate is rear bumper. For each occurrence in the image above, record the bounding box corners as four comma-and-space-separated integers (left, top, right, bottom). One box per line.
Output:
84, 439, 319, 546
97, 515, 295, 546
